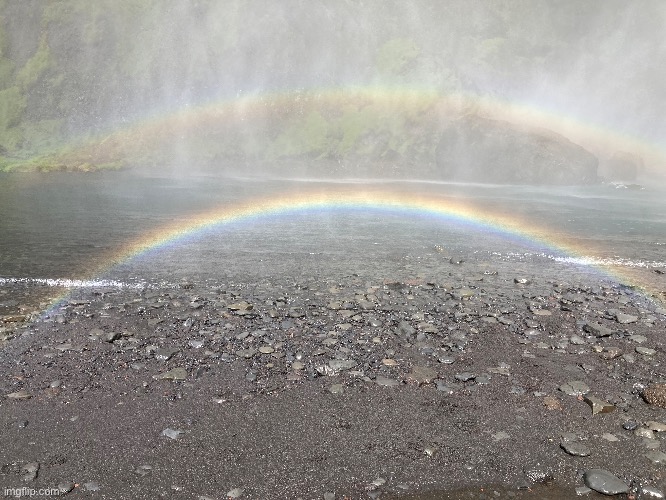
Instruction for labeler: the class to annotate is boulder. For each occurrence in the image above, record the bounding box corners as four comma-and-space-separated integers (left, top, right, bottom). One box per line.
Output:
435, 115, 599, 185
604, 151, 643, 181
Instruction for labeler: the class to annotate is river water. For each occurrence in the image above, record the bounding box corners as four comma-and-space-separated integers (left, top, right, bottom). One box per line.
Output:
0, 171, 665, 311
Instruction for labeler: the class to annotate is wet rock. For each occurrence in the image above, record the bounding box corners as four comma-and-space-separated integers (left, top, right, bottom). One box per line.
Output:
623, 420, 639, 431
583, 322, 612, 337
636, 346, 657, 356
642, 384, 666, 408
636, 484, 665, 498
559, 381, 590, 396
583, 395, 615, 414
583, 469, 629, 495
560, 441, 590, 457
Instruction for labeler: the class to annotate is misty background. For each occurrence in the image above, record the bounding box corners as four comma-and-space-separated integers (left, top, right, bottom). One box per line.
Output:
0, 0, 664, 180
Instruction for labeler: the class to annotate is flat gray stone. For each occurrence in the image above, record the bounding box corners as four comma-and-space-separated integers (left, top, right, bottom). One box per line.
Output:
583, 322, 612, 337
161, 428, 184, 440
560, 441, 591, 457
407, 365, 438, 385
583, 469, 629, 495
559, 381, 590, 396
375, 376, 400, 387
645, 450, 666, 464
615, 312, 638, 324
328, 359, 357, 372
153, 367, 187, 380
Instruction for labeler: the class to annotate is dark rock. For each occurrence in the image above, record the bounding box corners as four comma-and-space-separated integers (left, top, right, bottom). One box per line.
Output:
435, 115, 598, 185
583, 469, 629, 495
604, 151, 643, 181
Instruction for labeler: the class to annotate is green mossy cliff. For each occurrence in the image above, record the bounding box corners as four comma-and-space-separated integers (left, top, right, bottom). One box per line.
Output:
0, 1, 660, 181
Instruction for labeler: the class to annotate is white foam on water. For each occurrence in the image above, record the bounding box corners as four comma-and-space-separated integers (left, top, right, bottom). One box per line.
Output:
0, 277, 147, 289
498, 252, 666, 269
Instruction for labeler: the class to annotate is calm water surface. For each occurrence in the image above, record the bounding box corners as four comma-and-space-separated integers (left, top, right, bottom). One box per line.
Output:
0, 171, 664, 304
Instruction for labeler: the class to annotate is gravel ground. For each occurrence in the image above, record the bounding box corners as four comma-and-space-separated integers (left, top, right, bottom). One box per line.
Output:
1, 270, 665, 499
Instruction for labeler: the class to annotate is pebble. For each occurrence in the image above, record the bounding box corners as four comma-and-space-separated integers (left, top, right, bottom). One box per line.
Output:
638, 485, 665, 498
560, 441, 590, 457
375, 376, 400, 387
558, 381, 590, 396
455, 372, 476, 382
583, 395, 614, 414
382, 358, 399, 366
407, 365, 438, 385
83, 481, 101, 491
583, 469, 629, 495
636, 346, 657, 356
161, 428, 184, 439
329, 384, 344, 394
647, 421, 666, 432
154, 367, 187, 380
634, 427, 656, 439
58, 482, 75, 493
154, 347, 179, 361
324, 493, 335, 500
583, 322, 612, 337
21, 462, 39, 482
623, 420, 639, 431
227, 487, 245, 498
259, 345, 275, 354
6, 390, 31, 399
615, 312, 638, 324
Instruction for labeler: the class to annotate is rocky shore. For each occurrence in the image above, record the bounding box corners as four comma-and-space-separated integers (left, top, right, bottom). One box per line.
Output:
1, 270, 665, 499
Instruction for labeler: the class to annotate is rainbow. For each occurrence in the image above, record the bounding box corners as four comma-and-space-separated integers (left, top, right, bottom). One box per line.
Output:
32, 184, 664, 321
39, 87, 666, 171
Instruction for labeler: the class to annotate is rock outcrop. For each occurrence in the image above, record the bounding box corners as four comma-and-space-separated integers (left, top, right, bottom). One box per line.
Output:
435, 115, 599, 185
604, 151, 643, 181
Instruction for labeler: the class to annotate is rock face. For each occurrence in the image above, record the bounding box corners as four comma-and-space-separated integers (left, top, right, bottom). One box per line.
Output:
604, 151, 643, 181
435, 115, 599, 185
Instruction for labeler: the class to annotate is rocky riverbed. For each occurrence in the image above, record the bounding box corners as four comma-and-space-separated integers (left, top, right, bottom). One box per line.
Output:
1, 270, 665, 499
